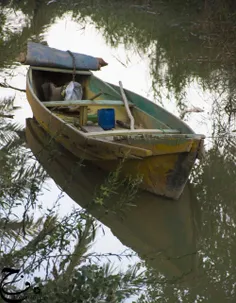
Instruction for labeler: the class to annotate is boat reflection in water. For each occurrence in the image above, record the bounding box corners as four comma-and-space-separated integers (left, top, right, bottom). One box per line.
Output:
25, 117, 200, 285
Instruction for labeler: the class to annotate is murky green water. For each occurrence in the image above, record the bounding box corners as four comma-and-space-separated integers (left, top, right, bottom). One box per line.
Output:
0, 1, 236, 302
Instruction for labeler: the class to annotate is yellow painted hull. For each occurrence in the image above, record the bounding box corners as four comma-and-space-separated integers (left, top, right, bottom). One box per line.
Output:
94, 139, 201, 199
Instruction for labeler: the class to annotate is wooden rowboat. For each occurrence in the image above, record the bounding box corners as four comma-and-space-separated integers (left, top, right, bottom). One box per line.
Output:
24, 44, 205, 199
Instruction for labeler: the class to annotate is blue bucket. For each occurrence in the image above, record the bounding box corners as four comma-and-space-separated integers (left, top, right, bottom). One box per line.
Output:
97, 108, 115, 130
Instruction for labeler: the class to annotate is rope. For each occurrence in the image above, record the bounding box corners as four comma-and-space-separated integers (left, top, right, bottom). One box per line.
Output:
67, 50, 76, 82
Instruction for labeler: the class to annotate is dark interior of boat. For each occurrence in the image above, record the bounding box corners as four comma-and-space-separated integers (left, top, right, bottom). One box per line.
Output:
32, 69, 89, 101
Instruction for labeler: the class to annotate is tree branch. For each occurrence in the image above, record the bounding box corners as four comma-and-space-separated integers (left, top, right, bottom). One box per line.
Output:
0, 113, 14, 119
0, 80, 26, 92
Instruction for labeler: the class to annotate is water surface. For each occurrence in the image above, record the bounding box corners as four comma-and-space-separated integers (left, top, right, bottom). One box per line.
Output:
0, 1, 236, 302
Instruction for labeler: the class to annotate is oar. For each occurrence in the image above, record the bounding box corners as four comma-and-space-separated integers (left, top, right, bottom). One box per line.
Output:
119, 81, 135, 130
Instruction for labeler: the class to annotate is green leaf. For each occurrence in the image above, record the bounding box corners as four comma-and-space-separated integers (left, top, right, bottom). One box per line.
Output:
34, 277, 41, 283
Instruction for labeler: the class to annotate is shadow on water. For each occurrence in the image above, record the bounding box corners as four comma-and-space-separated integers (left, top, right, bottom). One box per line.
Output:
25, 117, 200, 285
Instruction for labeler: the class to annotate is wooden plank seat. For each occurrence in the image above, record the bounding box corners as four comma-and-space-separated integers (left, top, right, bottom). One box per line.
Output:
80, 125, 104, 133
85, 129, 182, 138
43, 100, 134, 107
81, 125, 114, 141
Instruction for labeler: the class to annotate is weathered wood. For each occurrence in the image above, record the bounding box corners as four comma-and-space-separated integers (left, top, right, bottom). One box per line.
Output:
119, 81, 135, 130
85, 128, 182, 138
81, 125, 114, 141
116, 120, 136, 129
90, 92, 103, 100
22, 42, 103, 70
132, 107, 168, 129
114, 137, 194, 156
79, 106, 88, 125
81, 125, 104, 132
31, 66, 92, 75
43, 100, 134, 107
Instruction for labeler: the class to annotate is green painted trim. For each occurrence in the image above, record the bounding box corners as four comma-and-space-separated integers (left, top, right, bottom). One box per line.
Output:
107, 81, 196, 134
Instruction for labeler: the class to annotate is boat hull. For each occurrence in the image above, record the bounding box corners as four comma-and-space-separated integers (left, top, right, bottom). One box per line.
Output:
26, 69, 204, 199
94, 142, 200, 199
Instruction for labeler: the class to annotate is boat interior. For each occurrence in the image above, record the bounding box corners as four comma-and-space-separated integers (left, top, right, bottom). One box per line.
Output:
30, 67, 182, 140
